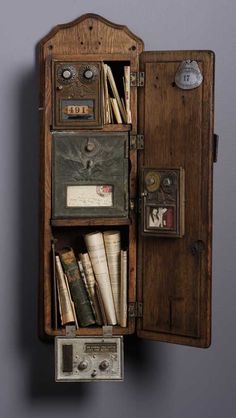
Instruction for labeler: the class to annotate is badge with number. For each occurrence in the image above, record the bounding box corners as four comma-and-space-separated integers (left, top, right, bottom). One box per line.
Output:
175, 60, 203, 90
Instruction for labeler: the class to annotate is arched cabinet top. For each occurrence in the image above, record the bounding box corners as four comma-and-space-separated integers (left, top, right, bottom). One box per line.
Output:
39, 14, 144, 57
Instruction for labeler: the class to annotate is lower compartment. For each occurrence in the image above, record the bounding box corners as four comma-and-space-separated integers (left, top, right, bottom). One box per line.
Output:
40, 224, 136, 339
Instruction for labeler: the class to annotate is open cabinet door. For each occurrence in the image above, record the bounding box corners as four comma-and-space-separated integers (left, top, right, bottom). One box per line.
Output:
137, 51, 215, 347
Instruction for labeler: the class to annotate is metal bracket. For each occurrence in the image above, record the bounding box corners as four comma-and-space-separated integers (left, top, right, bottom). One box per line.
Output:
213, 134, 219, 163
128, 302, 143, 318
65, 325, 76, 337
102, 325, 113, 337
130, 72, 145, 87
129, 198, 136, 212
130, 134, 144, 150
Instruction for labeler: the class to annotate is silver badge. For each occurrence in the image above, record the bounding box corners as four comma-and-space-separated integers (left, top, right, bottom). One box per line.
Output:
175, 60, 203, 90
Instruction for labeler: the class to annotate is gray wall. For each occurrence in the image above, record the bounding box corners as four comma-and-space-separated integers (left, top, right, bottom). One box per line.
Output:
0, 1, 235, 417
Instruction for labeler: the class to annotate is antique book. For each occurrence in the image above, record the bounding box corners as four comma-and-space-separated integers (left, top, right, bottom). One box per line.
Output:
95, 281, 108, 325
120, 250, 128, 327
59, 248, 95, 327
55, 255, 76, 326
77, 260, 90, 295
103, 231, 121, 323
77, 259, 96, 317
79, 253, 103, 325
84, 232, 117, 325
102, 63, 111, 124
63, 272, 79, 328
107, 65, 127, 123
109, 98, 114, 124
124, 66, 132, 124
51, 241, 58, 329
110, 98, 122, 124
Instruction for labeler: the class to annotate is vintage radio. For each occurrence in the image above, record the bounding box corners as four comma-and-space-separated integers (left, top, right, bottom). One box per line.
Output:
39, 14, 217, 382
55, 331, 123, 382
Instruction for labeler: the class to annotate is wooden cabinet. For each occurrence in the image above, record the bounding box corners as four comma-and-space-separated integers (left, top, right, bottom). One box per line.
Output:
39, 14, 215, 349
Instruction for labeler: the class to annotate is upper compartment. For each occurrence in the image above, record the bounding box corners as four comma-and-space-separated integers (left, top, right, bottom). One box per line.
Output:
39, 14, 144, 132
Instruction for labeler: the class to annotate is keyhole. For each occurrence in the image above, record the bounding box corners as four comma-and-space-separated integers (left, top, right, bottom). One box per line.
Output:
191, 240, 205, 256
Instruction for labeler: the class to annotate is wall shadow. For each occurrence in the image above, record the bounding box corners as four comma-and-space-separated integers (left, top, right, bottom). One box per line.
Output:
16, 58, 92, 401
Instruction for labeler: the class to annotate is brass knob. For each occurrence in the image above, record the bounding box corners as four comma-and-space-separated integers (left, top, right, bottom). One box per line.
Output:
62, 69, 72, 80
86, 142, 96, 152
84, 69, 94, 80
146, 177, 155, 186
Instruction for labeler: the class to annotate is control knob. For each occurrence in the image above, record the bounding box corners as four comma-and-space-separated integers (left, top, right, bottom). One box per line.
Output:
83, 68, 94, 80
78, 360, 89, 371
62, 68, 73, 80
99, 360, 110, 371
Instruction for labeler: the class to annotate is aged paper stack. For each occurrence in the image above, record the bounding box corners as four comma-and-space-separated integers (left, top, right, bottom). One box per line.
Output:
102, 63, 131, 124
53, 230, 128, 328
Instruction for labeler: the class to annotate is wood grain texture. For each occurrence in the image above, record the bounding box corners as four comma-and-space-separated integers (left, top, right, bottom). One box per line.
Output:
39, 14, 144, 56
137, 51, 214, 347
51, 218, 131, 227
39, 14, 143, 339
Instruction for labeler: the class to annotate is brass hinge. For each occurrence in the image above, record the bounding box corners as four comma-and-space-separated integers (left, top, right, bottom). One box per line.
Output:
213, 133, 219, 163
129, 198, 136, 212
130, 71, 145, 87
102, 325, 113, 337
130, 134, 144, 150
65, 325, 76, 337
128, 302, 143, 318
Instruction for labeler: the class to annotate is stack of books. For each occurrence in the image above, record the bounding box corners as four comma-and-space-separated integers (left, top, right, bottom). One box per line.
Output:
53, 231, 128, 329
103, 63, 131, 125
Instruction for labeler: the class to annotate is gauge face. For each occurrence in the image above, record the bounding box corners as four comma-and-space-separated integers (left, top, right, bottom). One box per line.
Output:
57, 65, 77, 84
62, 69, 72, 80
84, 69, 94, 80
161, 172, 177, 192
79, 64, 99, 83
144, 171, 161, 192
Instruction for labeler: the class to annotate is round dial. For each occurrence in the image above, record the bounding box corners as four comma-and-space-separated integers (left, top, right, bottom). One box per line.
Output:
84, 69, 94, 80
62, 69, 73, 80
161, 172, 177, 192
78, 360, 89, 371
79, 64, 98, 83
57, 65, 76, 84
99, 360, 110, 371
162, 177, 172, 187
144, 171, 161, 192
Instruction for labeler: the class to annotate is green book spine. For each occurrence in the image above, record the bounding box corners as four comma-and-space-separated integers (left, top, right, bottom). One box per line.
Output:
59, 248, 95, 327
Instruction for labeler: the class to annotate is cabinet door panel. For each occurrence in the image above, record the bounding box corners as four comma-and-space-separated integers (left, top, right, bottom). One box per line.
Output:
137, 51, 214, 347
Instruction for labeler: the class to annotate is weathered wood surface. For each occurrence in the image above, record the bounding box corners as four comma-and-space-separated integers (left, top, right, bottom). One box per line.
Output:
137, 51, 214, 347
39, 14, 143, 339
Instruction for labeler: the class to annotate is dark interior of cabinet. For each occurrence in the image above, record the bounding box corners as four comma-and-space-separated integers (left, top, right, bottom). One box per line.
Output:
103, 60, 130, 109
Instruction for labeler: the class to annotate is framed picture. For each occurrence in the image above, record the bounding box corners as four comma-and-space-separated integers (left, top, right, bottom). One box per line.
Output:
146, 205, 176, 231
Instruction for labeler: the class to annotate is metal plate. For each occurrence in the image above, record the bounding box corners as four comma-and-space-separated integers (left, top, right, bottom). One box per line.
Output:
52, 132, 129, 218
53, 60, 103, 129
141, 168, 185, 237
175, 60, 203, 90
55, 336, 124, 382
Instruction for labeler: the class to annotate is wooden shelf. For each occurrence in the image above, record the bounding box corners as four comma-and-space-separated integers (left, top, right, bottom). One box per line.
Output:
51, 217, 131, 227
102, 124, 131, 132
45, 324, 135, 338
